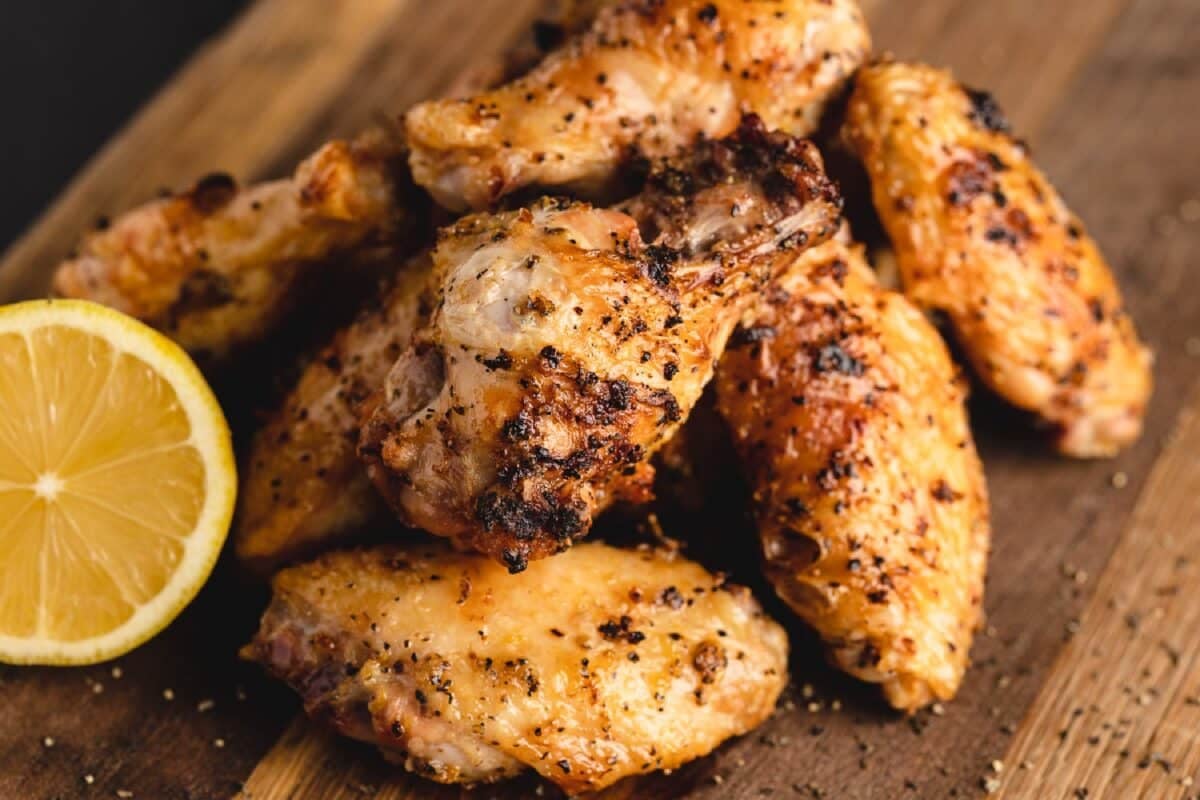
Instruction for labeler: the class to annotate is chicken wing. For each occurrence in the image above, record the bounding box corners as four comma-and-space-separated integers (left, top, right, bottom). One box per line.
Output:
843, 61, 1152, 457
235, 253, 435, 571
52, 129, 411, 359
243, 541, 788, 793
715, 233, 990, 711
406, 0, 870, 210
359, 118, 842, 572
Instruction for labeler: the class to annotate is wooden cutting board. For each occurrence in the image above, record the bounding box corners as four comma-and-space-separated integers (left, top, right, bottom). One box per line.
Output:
1, 1, 1199, 798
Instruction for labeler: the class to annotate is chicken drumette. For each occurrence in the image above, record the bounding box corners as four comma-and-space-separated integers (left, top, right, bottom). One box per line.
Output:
52, 130, 410, 359
359, 118, 842, 572
843, 61, 1152, 457
715, 232, 990, 711
243, 541, 788, 793
407, 0, 870, 210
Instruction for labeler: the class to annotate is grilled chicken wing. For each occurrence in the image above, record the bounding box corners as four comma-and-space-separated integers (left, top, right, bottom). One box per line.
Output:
715, 233, 990, 711
359, 119, 842, 572
406, 0, 870, 210
243, 541, 788, 793
52, 130, 409, 359
235, 254, 435, 571
843, 61, 1152, 457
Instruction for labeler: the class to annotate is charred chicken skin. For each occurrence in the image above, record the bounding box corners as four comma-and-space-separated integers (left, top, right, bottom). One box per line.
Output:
843, 61, 1152, 457
235, 254, 435, 571
716, 233, 990, 711
243, 541, 788, 793
359, 118, 842, 572
406, 0, 870, 210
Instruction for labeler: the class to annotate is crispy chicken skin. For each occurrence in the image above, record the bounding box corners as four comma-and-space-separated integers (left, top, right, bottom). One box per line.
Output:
243, 542, 788, 792
235, 254, 435, 572
715, 233, 990, 711
406, 0, 870, 210
51, 130, 409, 359
843, 61, 1152, 457
359, 119, 842, 572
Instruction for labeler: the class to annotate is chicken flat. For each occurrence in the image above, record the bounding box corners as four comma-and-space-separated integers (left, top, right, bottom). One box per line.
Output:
715, 233, 990, 711
52, 130, 410, 359
359, 118, 842, 572
406, 0, 870, 210
243, 541, 788, 793
843, 61, 1152, 457
235, 253, 435, 571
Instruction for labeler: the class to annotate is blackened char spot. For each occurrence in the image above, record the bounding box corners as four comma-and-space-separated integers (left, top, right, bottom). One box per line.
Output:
643, 244, 681, 287
931, 479, 963, 503
946, 157, 995, 206
606, 380, 634, 411
964, 87, 1012, 134
729, 325, 777, 347
501, 548, 528, 573
481, 350, 513, 370
692, 641, 727, 684
475, 492, 584, 548
501, 412, 535, 442
814, 342, 865, 377
190, 173, 237, 214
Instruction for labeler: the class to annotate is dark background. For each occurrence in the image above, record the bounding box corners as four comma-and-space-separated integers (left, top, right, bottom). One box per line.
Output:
0, 1, 248, 250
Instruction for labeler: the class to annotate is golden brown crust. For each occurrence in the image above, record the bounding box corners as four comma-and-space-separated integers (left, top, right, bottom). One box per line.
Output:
234, 254, 435, 572
843, 61, 1152, 457
716, 234, 990, 711
51, 132, 408, 359
406, 0, 870, 210
360, 119, 842, 571
244, 541, 788, 793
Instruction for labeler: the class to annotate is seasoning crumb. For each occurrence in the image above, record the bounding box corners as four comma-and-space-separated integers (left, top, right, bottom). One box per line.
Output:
162, 688, 175, 701
931, 703, 946, 716
981, 776, 1001, 793
197, 699, 215, 713
1111, 472, 1128, 489
214, 738, 226, 748
84, 774, 95, 785
42, 736, 55, 748
991, 759, 1004, 773
110, 666, 123, 680
117, 791, 133, 799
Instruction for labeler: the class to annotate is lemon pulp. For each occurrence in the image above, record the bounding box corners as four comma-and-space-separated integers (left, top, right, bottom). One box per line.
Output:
0, 300, 235, 664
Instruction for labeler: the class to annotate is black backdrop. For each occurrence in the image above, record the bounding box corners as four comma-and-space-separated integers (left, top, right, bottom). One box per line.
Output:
0, 0, 248, 249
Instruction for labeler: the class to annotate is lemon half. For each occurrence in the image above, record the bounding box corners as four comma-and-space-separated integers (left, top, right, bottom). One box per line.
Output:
0, 300, 235, 665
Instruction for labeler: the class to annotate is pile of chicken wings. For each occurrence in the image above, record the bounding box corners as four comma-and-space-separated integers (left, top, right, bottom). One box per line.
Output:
53, 0, 1151, 792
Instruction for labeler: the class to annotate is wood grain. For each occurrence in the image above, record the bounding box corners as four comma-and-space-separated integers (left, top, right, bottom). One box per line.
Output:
1, 0, 1199, 798
998, 389, 1200, 799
